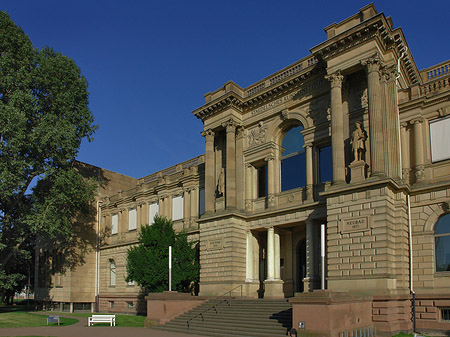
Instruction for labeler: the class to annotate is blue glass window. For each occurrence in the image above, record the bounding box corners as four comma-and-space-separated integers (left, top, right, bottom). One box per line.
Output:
319, 145, 332, 183
281, 126, 305, 191
435, 214, 450, 272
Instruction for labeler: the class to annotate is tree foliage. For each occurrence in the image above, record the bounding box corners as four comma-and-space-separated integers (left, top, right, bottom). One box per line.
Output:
0, 11, 97, 296
126, 216, 199, 293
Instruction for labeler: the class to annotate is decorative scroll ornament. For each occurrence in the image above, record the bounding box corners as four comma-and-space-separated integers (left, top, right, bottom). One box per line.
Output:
248, 121, 267, 147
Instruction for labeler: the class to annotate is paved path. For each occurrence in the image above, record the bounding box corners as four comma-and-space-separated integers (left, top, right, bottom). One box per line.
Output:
0, 313, 206, 337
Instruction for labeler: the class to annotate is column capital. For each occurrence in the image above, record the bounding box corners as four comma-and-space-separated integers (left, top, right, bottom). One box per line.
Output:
201, 129, 215, 141
222, 119, 238, 133
264, 155, 275, 162
236, 125, 245, 139
303, 142, 313, 149
361, 54, 383, 74
411, 117, 424, 125
325, 70, 344, 88
382, 66, 399, 83
400, 121, 410, 128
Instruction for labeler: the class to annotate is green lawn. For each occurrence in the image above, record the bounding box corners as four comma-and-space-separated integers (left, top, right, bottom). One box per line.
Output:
0, 311, 78, 328
55, 312, 146, 327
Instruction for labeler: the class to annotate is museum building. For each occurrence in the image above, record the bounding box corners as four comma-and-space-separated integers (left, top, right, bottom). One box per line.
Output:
34, 4, 450, 334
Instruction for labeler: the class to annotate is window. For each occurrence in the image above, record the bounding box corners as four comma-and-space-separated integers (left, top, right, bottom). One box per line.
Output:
257, 165, 268, 198
127, 301, 134, 309
281, 126, 305, 191
319, 145, 332, 183
442, 308, 450, 322
128, 208, 137, 231
109, 301, 114, 308
149, 202, 159, 224
435, 214, 450, 272
430, 116, 450, 162
109, 259, 116, 286
199, 189, 205, 215
172, 195, 184, 221
111, 214, 118, 234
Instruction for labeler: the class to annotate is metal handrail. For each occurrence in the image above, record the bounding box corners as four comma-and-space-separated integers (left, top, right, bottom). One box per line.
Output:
187, 284, 243, 331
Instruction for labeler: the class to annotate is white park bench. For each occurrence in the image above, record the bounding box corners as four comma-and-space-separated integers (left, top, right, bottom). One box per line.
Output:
88, 314, 116, 326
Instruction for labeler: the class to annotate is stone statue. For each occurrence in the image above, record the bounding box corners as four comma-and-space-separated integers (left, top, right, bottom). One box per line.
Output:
351, 121, 366, 162
217, 168, 225, 198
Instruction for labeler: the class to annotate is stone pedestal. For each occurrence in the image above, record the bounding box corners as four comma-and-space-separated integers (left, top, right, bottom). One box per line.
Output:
215, 197, 225, 211
349, 160, 367, 183
263, 280, 284, 298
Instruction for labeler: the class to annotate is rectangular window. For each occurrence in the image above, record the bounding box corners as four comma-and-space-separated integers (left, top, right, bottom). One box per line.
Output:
172, 195, 184, 220
430, 116, 450, 162
257, 165, 268, 198
442, 308, 450, 322
128, 208, 137, 231
109, 301, 114, 308
199, 189, 205, 215
127, 301, 134, 309
319, 145, 333, 183
149, 202, 159, 225
111, 214, 118, 234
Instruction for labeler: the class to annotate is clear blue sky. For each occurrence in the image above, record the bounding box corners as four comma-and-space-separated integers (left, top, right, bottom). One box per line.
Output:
3, 1, 448, 179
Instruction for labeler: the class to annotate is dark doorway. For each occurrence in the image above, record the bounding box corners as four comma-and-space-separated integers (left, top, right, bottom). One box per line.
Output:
296, 239, 306, 293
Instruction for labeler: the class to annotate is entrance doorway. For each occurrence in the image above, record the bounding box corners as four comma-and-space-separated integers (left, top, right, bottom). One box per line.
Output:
296, 239, 306, 293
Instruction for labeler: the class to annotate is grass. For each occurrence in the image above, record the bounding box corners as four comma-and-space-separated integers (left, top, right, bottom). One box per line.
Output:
0, 304, 146, 328
0, 310, 78, 328
53, 312, 147, 327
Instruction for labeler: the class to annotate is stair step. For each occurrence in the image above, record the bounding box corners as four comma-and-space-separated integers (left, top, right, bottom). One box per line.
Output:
154, 298, 293, 337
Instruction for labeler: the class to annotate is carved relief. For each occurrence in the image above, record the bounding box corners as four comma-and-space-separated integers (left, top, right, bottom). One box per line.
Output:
307, 97, 331, 124
248, 121, 267, 147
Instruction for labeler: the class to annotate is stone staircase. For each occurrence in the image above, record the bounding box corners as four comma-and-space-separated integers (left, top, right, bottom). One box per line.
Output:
153, 298, 293, 337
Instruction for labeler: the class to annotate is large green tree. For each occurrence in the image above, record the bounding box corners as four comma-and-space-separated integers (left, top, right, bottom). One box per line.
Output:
0, 12, 97, 295
126, 216, 199, 293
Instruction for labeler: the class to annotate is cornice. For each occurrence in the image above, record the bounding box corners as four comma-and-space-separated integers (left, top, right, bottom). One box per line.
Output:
193, 91, 244, 120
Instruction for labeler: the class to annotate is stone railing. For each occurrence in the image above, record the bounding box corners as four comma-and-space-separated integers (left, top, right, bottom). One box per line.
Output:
420, 75, 450, 96
420, 60, 450, 82
245, 55, 319, 97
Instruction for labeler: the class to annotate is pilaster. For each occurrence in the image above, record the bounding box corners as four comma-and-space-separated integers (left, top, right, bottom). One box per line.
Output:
224, 120, 237, 209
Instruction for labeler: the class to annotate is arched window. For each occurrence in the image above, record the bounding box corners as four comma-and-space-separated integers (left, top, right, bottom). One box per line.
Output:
281, 126, 305, 191
435, 214, 450, 272
109, 259, 116, 286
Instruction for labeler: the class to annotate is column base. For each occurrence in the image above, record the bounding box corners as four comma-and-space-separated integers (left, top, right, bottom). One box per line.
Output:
263, 279, 284, 298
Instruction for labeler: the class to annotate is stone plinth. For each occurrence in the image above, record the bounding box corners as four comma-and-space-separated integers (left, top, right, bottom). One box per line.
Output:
263, 280, 284, 298
290, 290, 373, 337
349, 160, 367, 183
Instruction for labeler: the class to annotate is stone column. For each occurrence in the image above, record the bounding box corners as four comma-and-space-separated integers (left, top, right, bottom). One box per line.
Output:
325, 71, 345, 184
266, 227, 275, 281
266, 155, 275, 207
245, 164, 253, 212
274, 230, 281, 280
362, 54, 385, 176
400, 122, 410, 182
202, 130, 215, 213
224, 120, 237, 209
183, 188, 190, 228
384, 67, 401, 179
305, 143, 314, 201
246, 231, 254, 282
190, 187, 198, 219
412, 118, 425, 182
236, 126, 245, 210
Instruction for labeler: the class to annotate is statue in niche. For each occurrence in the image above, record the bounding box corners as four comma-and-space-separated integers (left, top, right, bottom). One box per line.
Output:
216, 168, 225, 198
351, 121, 366, 162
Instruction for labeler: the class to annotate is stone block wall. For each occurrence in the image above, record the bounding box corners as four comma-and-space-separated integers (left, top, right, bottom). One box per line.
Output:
199, 215, 247, 295
325, 184, 409, 294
